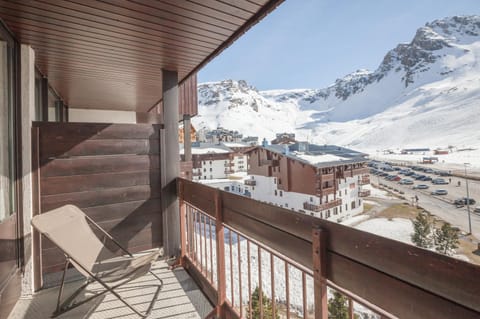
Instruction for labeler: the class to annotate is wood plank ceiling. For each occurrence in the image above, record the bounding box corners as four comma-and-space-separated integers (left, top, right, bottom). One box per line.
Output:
0, 0, 283, 111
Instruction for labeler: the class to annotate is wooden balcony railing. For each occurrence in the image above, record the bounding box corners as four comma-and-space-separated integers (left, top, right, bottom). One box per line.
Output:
177, 178, 480, 319
303, 199, 342, 212
260, 159, 279, 166
359, 175, 370, 185
359, 190, 371, 197
244, 179, 256, 186
316, 186, 335, 196
352, 167, 370, 176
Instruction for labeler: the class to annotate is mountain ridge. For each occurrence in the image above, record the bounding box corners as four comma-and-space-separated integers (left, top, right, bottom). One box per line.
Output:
193, 15, 480, 151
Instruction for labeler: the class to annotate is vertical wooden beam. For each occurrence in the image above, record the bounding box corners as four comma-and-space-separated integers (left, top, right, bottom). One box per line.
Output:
41, 77, 48, 122
183, 114, 192, 162
215, 190, 226, 317
313, 227, 328, 319
55, 100, 64, 122
161, 69, 180, 258
178, 180, 187, 263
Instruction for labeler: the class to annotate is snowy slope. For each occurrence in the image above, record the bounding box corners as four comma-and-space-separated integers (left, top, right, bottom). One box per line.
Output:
193, 15, 480, 152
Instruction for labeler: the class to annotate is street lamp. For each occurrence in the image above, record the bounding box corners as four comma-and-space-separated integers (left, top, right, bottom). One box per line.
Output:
464, 163, 472, 235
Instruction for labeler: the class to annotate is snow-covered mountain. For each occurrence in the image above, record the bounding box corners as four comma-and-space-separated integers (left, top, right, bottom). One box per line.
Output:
193, 15, 480, 152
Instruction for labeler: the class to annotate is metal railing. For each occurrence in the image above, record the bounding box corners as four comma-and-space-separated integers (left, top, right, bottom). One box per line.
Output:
177, 178, 480, 319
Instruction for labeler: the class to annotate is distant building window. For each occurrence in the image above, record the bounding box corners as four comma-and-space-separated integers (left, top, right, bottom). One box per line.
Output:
359, 199, 361, 206
224, 186, 230, 191
340, 206, 342, 213
210, 168, 212, 172
345, 204, 348, 211
252, 186, 255, 190
285, 203, 288, 208
278, 178, 282, 185
203, 168, 206, 172
338, 191, 341, 197
351, 201, 356, 209
203, 161, 206, 165
274, 190, 278, 196
225, 160, 228, 164
280, 191, 283, 197
310, 197, 313, 202
345, 189, 347, 195
210, 161, 212, 164
334, 208, 338, 215
274, 178, 277, 184
210, 175, 213, 179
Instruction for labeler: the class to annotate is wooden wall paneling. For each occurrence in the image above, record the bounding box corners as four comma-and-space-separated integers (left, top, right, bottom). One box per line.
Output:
34, 122, 163, 277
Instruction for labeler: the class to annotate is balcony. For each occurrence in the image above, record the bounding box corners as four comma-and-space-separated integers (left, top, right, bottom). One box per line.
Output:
224, 162, 234, 167
304, 198, 342, 212
260, 159, 279, 166
359, 190, 371, 197
359, 175, 371, 185
244, 179, 257, 186
316, 186, 336, 196
353, 167, 370, 176
177, 179, 479, 319
318, 173, 335, 181
11, 176, 480, 319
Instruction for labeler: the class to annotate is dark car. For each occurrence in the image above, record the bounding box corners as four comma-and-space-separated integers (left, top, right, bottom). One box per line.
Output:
453, 198, 476, 206
415, 175, 426, 180
420, 176, 432, 181
432, 178, 448, 185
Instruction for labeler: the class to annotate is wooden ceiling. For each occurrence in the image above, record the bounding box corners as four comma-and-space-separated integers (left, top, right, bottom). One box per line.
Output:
0, 0, 283, 111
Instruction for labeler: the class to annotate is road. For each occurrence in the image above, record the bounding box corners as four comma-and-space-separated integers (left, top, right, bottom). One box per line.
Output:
373, 172, 480, 239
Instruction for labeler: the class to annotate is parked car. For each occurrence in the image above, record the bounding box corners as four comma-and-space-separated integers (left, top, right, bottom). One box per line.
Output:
431, 189, 448, 195
439, 171, 452, 176
399, 179, 414, 185
432, 178, 448, 185
453, 198, 476, 206
415, 175, 426, 180
419, 176, 432, 181
424, 169, 435, 174
392, 176, 402, 181
413, 184, 429, 189
404, 171, 414, 176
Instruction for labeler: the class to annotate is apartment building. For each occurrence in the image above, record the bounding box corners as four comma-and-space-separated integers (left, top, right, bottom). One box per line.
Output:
183, 143, 248, 181
244, 142, 369, 222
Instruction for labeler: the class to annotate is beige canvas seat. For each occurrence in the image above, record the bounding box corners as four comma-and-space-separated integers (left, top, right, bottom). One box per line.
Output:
31, 204, 163, 318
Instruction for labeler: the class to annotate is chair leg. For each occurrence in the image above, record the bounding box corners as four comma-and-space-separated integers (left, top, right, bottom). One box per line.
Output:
54, 259, 70, 315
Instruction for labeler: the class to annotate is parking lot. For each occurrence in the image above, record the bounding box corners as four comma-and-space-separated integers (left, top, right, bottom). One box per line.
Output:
370, 161, 480, 238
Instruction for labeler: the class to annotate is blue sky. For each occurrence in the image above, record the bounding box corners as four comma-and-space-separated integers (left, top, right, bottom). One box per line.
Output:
199, 0, 480, 90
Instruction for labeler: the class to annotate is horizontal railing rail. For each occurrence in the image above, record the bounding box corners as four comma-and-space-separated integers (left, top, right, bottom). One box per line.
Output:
178, 178, 480, 319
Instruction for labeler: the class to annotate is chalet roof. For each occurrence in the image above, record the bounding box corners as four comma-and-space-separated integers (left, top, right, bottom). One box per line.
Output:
180, 142, 233, 155
247, 143, 368, 168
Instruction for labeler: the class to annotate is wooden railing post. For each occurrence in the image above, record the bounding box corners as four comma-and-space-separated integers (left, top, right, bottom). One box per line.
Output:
178, 179, 187, 264
313, 226, 328, 319
215, 190, 226, 317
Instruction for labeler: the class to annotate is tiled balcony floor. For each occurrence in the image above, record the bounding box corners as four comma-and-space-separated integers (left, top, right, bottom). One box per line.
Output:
8, 259, 213, 319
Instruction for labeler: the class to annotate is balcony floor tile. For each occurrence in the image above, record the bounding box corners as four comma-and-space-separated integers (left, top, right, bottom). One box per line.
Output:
8, 259, 213, 319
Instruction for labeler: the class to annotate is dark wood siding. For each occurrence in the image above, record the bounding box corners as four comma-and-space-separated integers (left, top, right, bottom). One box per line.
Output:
32, 122, 162, 278
0, 0, 284, 111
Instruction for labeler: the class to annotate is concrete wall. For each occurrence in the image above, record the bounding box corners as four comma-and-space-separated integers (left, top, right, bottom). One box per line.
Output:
69, 108, 136, 123
20, 44, 36, 297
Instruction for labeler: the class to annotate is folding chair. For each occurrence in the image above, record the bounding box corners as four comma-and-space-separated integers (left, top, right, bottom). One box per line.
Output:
31, 204, 163, 318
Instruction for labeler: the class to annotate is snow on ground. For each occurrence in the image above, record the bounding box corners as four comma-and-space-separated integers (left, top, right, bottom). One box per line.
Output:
340, 214, 370, 226
371, 148, 480, 171
354, 218, 413, 244
362, 184, 396, 199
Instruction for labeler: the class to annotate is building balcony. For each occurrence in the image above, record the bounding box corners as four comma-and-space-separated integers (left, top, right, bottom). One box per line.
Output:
13, 176, 480, 319
353, 167, 370, 176
303, 198, 342, 212
244, 179, 256, 186
260, 159, 279, 166
359, 175, 371, 185
318, 173, 335, 181
359, 190, 371, 197
224, 162, 234, 167
316, 186, 336, 196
